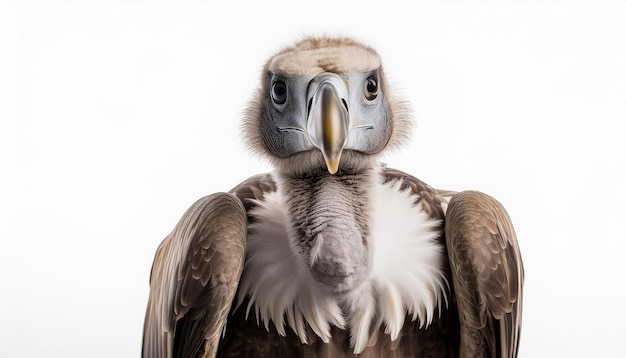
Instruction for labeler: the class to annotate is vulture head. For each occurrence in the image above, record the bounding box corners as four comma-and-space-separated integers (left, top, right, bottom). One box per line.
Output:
243, 36, 413, 176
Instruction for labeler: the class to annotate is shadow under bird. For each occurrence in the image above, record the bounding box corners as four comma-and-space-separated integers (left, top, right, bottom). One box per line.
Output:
142, 36, 524, 358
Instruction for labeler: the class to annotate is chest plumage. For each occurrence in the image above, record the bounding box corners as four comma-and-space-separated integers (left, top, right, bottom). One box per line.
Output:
236, 169, 448, 353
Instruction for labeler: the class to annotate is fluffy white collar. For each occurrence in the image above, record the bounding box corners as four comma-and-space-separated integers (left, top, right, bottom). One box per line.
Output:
236, 173, 448, 354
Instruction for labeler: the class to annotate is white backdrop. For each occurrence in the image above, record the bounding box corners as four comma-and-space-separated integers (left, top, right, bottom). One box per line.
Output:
1, 1, 625, 357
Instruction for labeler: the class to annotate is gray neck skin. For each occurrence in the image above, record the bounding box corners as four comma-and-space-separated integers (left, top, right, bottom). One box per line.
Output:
276, 167, 374, 300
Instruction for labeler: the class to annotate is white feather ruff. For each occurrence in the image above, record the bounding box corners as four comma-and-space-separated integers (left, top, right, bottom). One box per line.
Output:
368, 180, 448, 340
236, 174, 447, 354
236, 191, 346, 344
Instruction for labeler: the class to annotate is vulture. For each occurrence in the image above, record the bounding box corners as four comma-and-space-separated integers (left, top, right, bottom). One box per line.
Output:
142, 36, 524, 358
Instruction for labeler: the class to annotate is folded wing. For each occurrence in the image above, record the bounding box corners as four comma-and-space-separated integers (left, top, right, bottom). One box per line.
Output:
445, 191, 524, 358
142, 193, 247, 358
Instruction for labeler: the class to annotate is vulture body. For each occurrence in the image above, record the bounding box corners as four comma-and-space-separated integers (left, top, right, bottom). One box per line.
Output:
142, 36, 524, 358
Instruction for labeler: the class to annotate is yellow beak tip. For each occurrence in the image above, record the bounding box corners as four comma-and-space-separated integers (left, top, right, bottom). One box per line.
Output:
326, 159, 340, 174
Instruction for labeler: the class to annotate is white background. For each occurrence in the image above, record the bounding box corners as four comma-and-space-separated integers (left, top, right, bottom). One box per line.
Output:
1, 1, 625, 357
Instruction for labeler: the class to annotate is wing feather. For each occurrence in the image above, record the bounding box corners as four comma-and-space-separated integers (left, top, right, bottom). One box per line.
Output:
142, 193, 247, 358
445, 191, 524, 358
381, 167, 446, 221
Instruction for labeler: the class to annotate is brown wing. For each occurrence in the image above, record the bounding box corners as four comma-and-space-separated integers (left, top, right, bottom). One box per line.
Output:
445, 191, 524, 358
381, 167, 447, 221
229, 173, 277, 218
142, 193, 247, 358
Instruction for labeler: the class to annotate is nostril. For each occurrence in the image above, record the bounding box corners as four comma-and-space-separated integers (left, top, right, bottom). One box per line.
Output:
342, 99, 349, 112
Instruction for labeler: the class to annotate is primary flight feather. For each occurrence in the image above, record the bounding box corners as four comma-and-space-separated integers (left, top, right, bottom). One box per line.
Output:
142, 36, 524, 358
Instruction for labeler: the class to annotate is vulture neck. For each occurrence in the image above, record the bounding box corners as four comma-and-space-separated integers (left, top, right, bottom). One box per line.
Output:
274, 166, 375, 302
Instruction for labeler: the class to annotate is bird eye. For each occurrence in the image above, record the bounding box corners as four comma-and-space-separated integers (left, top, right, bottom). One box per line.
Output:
364, 76, 378, 101
271, 80, 287, 105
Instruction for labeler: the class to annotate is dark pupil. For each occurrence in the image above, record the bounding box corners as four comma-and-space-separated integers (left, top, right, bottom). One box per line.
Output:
367, 78, 378, 93
275, 84, 285, 96
273, 81, 287, 104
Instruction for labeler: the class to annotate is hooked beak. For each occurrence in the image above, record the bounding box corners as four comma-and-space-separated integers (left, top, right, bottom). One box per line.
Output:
307, 73, 349, 174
